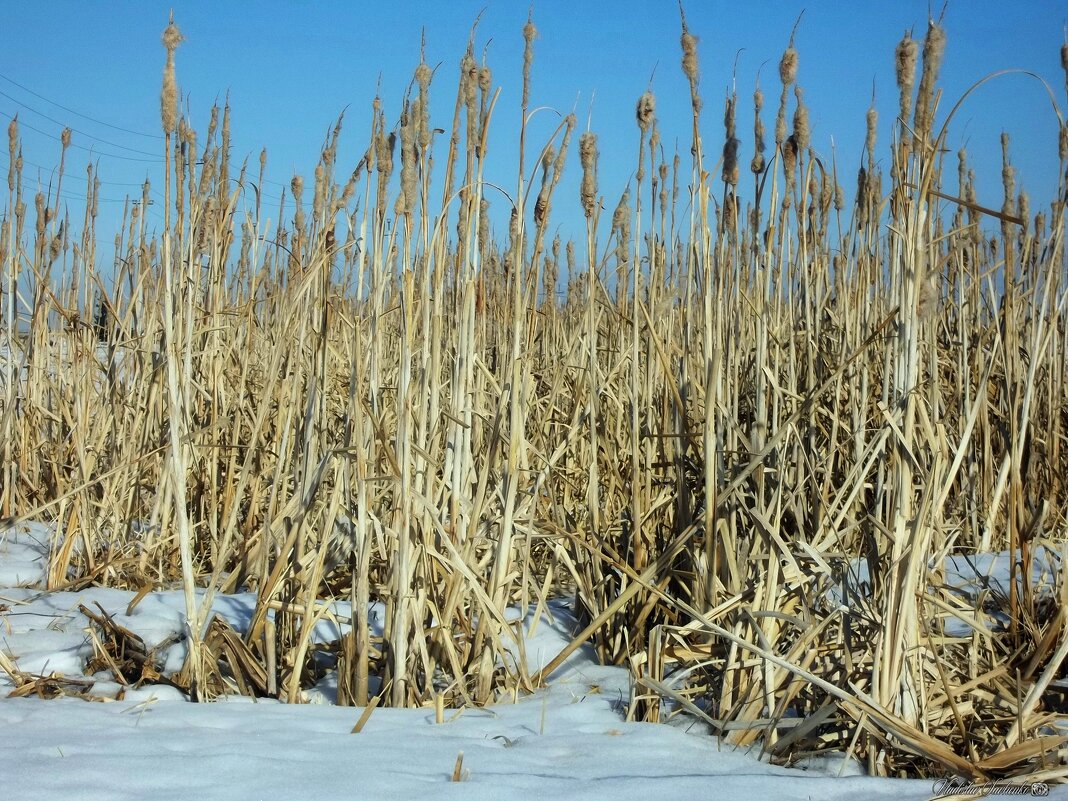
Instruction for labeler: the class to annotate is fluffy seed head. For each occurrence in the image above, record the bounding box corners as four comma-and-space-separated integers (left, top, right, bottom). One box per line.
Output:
792, 86, 809, 152
522, 14, 538, 110
681, 29, 699, 86
579, 131, 599, 218
636, 91, 656, 134
779, 46, 798, 86
160, 15, 183, 133
895, 33, 918, 94
865, 106, 877, 161
913, 20, 947, 147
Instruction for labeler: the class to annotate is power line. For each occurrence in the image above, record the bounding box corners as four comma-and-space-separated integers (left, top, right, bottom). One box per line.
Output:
0, 152, 154, 188
0, 109, 163, 163
0, 88, 162, 157
0, 70, 163, 140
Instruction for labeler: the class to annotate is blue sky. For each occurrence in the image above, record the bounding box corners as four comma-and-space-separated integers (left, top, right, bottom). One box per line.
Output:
1, 1, 1064, 255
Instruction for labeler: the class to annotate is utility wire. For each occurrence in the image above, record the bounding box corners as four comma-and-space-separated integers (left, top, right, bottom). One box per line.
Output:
0, 109, 163, 163
0, 70, 163, 140
0, 88, 162, 157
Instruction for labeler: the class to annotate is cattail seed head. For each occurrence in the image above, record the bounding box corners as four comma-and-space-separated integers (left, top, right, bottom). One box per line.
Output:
779, 46, 798, 86
61, 128, 71, 149
913, 20, 947, 149
415, 62, 432, 91
752, 84, 766, 172
722, 137, 740, 186
579, 131, 598, 219
792, 86, 810, 152
7, 118, 16, 192
34, 191, 45, 237
478, 66, 492, 93
865, 106, 878, 162
680, 18, 701, 113
522, 14, 538, 110
636, 91, 656, 134
160, 15, 183, 134
895, 32, 918, 130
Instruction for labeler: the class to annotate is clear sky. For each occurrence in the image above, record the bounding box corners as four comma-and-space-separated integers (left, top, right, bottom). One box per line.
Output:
1, 1, 1065, 256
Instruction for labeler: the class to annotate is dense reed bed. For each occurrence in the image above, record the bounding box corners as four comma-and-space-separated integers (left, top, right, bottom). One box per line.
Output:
2, 10, 1067, 781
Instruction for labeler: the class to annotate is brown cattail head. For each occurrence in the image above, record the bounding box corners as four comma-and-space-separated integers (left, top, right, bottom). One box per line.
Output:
160, 14, 183, 134
396, 102, 418, 218
636, 91, 656, 134
7, 117, 17, 192
415, 61, 432, 151
534, 146, 555, 227
865, 106, 878, 165
34, 191, 45, 238
680, 13, 701, 113
913, 19, 947, 152
579, 131, 598, 219
792, 86, 810, 152
60, 128, 71, 149
722, 136, 739, 186
751, 85, 766, 174
779, 46, 798, 87
895, 31, 918, 133
522, 12, 538, 111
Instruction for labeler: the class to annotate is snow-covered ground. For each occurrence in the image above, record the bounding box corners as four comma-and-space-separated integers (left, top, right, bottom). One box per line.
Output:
0, 522, 1055, 800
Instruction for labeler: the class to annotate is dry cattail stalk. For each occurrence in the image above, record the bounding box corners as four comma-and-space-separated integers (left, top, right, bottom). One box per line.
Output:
160, 14, 183, 133
579, 132, 598, 219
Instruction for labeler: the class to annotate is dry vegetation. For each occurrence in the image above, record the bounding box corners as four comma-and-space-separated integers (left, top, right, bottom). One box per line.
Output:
2, 9, 1068, 783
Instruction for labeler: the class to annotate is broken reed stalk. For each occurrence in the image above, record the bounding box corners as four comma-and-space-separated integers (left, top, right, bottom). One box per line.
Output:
0, 8, 1065, 782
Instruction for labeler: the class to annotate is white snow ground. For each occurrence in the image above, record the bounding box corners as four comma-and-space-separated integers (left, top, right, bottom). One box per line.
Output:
0, 522, 1056, 801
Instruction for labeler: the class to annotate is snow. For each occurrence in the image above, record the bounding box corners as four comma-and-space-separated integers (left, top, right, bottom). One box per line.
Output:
0, 522, 1059, 800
